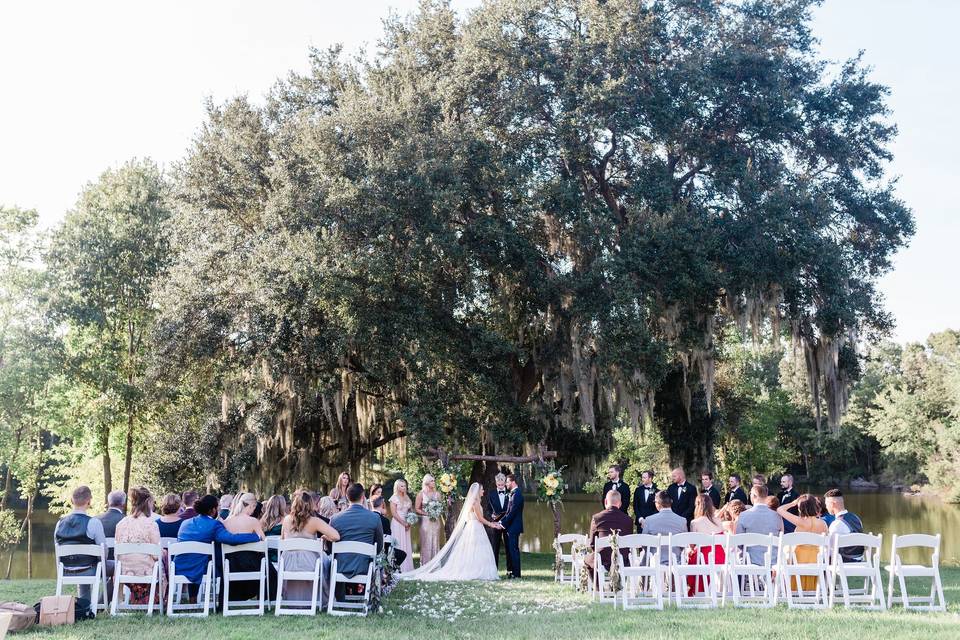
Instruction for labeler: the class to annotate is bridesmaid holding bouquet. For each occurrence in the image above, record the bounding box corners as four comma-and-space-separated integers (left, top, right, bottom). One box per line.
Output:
389, 479, 415, 572
415, 474, 442, 566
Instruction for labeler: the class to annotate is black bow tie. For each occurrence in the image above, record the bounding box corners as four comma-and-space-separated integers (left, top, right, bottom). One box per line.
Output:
498, 491, 506, 495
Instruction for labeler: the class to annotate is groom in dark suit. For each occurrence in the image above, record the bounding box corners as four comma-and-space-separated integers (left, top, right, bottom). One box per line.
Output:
486, 472, 512, 573
495, 473, 524, 578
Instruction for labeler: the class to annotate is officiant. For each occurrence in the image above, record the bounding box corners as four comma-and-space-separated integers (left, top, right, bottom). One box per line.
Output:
486, 472, 512, 573
601, 465, 631, 514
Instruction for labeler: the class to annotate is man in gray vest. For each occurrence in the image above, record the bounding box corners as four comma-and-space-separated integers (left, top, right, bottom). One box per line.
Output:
54, 486, 109, 614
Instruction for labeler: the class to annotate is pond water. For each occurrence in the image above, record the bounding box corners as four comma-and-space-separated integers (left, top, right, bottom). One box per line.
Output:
7, 489, 958, 579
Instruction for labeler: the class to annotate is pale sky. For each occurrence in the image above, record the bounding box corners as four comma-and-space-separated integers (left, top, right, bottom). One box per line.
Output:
1, 1, 955, 344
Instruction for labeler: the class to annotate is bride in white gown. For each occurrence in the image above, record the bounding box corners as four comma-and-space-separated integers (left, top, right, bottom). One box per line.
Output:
402, 482, 500, 581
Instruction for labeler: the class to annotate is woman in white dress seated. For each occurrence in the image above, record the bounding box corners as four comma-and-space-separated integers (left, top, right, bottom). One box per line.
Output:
402, 483, 500, 582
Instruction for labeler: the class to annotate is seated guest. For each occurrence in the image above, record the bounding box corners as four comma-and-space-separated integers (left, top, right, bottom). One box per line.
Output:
317, 496, 337, 522
222, 492, 267, 602
157, 494, 184, 539
778, 494, 828, 591
330, 483, 384, 583
260, 494, 288, 567
687, 493, 724, 594
765, 496, 780, 510
54, 485, 110, 615
718, 499, 747, 535
218, 494, 234, 521
281, 490, 341, 604
367, 484, 384, 510
824, 489, 864, 562
632, 470, 658, 532
176, 494, 261, 600
97, 490, 126, 539
371, 497, 408, 567
700, 471, 721, 509
329, 472, 352, 513
735, 484, 782, 565
179, 491, 199, 520
584, 490, 633, 577
726, 474, 749, 505
816, 496, 834, 526
667, 468, 697, 524
115, 486, 162, 605
641, 490, 687, 564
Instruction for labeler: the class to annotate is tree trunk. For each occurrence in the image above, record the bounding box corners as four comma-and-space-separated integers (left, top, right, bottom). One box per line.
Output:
123, 412, 134, 494
101, 426, 112, 497
25, 495, 33, 579
1, 426, 24, 511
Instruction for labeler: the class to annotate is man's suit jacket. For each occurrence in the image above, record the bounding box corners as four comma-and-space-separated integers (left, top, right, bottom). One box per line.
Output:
668, 481, 697, 522
499, 488, 524, 535
704, 485, 721, 509
330, 504, 384, 578
640, 509, 688, 564
97, 508, 124, 538
488, 489, 510, 521
588, 508, 633, 569
632, 484, 658, 528
777, 488, 799, 532
601, 481, 631, 514
735, 504, 782, 565
726, 486, 749, 505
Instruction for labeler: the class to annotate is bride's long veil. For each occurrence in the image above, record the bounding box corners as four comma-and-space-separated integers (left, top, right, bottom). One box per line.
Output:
401, 482, 481, 580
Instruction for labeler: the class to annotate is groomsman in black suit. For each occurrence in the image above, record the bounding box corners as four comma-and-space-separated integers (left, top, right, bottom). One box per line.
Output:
667, 467, 697, 524
700, 471, 721, 509
726, 473, 749, 505
777, 473, 799, 533
487, 472, 512, 573
601, 465, 630, 514
632, 469, 658, 531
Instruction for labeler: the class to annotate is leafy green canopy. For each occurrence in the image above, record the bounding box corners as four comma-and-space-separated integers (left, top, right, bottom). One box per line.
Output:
157, 0, 911, 487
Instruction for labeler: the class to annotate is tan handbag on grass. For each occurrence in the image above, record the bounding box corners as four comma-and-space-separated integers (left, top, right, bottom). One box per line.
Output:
38, 595, 74, 626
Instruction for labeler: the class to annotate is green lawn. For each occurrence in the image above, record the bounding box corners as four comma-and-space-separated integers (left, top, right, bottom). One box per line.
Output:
1, 554, 957, 640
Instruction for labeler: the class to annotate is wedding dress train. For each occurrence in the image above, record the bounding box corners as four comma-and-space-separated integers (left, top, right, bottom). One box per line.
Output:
402, 483, 499, 582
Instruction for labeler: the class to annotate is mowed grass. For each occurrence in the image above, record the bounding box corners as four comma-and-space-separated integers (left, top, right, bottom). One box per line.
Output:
1, 553, 958, 640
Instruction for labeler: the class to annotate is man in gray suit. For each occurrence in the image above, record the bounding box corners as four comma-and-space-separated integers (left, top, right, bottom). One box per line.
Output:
330, 483, 384, 581
97, 490, 126, 539
735, 484, 783, 565
641, 491, 688, 564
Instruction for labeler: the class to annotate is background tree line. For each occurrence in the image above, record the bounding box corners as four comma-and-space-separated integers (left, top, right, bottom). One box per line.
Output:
1, 0, 953, 573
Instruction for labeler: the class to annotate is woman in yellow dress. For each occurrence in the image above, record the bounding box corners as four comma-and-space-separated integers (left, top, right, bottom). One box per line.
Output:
777, 494, 828, 591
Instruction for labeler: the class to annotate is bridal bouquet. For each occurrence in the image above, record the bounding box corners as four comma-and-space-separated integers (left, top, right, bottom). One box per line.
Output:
424, 498, 445, 522
404, 511, 420, 526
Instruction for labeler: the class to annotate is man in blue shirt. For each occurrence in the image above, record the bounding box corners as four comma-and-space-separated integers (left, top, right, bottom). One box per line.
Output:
176, 494, 262, 603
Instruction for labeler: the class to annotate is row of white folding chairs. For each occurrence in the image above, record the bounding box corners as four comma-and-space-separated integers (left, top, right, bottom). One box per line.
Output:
554, 531, 945, 611
57, 536, 383, 618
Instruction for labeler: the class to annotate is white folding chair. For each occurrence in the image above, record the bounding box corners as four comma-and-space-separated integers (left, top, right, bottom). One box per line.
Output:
775, 532, 831, 609
222, 540, 268, 616
275, 538, 324, 616
668, 533, 720, 608
555, 534, 587, 585
886, 533, 946, 611
266, 536, 280, 607
722, 533, 776, 608
618, 534, 663, 610
830, 532, 885, 609
327, 541, 377, 616
110, 542, 162, 616
592, 536, 618, 604
167, 541, 215, 617
160, 537, 178, 550
55, 543, 109, 614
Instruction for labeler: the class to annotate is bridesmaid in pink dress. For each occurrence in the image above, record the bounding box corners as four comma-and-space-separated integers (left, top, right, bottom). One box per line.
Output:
415, 475, 442, 566
389, 479, 415, 573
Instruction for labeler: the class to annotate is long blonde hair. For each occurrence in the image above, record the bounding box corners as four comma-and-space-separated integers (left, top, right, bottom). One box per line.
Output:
260, 494, 288, 530
694, 493, 719, 526
421, 474, 436, 493
230, 492, 257, 518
